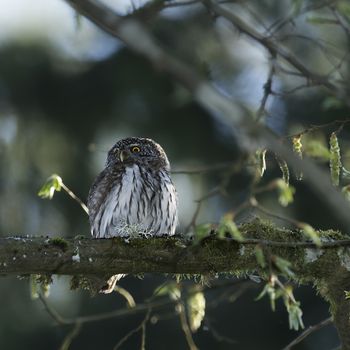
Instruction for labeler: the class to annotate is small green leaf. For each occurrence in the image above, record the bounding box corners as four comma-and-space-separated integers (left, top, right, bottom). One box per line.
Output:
193, 223, 213, 244
38, 174, 63, 199
187, 290, 206, 332
256, 149, 267, 177
254, 245, 266, 268
330, 132, 341, 186
256, 280, 277, 311
298, 223, 321, 247
273, 256, 295, 277
218, 214, 244, 242
276, 179, 295, 207
285, 299, 304, 331
345, 290, 350, 300
292, 135, 303, 180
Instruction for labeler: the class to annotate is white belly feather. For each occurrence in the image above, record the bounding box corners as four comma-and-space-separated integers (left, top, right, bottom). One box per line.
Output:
94, 165, 177, 238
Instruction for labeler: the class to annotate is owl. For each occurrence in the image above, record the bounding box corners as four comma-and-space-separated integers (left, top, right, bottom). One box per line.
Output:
87, 137, 178, 292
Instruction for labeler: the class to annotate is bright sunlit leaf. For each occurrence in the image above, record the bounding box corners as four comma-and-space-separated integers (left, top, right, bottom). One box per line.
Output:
254, 245, 266, 268
292, 135, 303, 180
276, 179, 295, 207
38, 174, 63, 199
273, 256, 295, 278
218, 213, 244, 242
298, 223, 321, 247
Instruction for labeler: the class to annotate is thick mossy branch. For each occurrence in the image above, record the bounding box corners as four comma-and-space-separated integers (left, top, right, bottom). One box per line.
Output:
0, 220, 349, 279
1, 219, 350, 348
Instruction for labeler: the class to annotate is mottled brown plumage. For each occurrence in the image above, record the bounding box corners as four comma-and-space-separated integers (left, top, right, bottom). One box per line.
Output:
87, 137, 178, 292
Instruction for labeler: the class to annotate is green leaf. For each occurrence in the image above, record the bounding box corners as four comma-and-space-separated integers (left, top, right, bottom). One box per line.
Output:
193, 223, 213, 244
187, 290, 206, 332
276, 179, 295, 207
254, 245, 266, 268
298, 223, 321, 247
330, 132, 341, 186
292, 135, 303, 180
345, 291, 350, 300
38, 174, 63, 199
256, 280, 277, 311
217, 214, 244, 242
256, 149, 267, 177
285, 299, 304, 330
273, 256, 295, 277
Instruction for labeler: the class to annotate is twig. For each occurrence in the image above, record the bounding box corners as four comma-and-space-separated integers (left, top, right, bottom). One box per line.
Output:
114, 285, 136, 308
256, 54, 276, 121
39, 293, 69, 325
113, 309, 151, 350
282, 317, 333, 350
59, 322, 82, 350
178, 301, 199, 350
284, 119, 350, 139
203, 0, 339, 93
61, 183, 89, 215
204, 317, 236, 345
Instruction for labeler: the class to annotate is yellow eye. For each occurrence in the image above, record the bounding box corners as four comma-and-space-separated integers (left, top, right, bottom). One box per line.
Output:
131, 146, 140, 153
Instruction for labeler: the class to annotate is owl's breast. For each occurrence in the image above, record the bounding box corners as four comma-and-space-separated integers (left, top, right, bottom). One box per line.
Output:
92, 164, 177, 238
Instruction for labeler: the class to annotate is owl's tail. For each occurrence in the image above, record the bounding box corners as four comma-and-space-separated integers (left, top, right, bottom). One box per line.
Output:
100, 274, 126, 294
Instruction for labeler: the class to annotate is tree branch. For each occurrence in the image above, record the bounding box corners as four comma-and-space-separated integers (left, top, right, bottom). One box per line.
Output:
2, 220, 350, 347
0, 220, 348, 277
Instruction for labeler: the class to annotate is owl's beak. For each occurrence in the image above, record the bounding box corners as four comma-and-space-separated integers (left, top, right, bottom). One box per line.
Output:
119, 150, 129, 162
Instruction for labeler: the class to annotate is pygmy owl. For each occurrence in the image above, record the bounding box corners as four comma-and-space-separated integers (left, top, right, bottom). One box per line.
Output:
87, 137, 178, 292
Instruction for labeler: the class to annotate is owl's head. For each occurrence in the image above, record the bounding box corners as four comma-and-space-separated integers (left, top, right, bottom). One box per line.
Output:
106, 137, 170, 170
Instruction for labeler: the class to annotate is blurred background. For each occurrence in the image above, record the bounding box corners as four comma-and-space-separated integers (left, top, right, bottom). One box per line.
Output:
1, 0, 349, 349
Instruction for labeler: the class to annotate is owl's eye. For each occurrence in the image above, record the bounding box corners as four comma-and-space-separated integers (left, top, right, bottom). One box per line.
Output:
131, 146, 141, 153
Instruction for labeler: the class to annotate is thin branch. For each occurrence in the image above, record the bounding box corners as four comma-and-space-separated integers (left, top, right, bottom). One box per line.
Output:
256, 54, 276, 121
178, 301, 199, 350
282, 317, 333, 350
39, 293, 70, 325
203, 0, 339, 94
59, 322, 82, 350
61, 183, 89, 215
284, 118, 350, 139
113, 309, 151, 350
